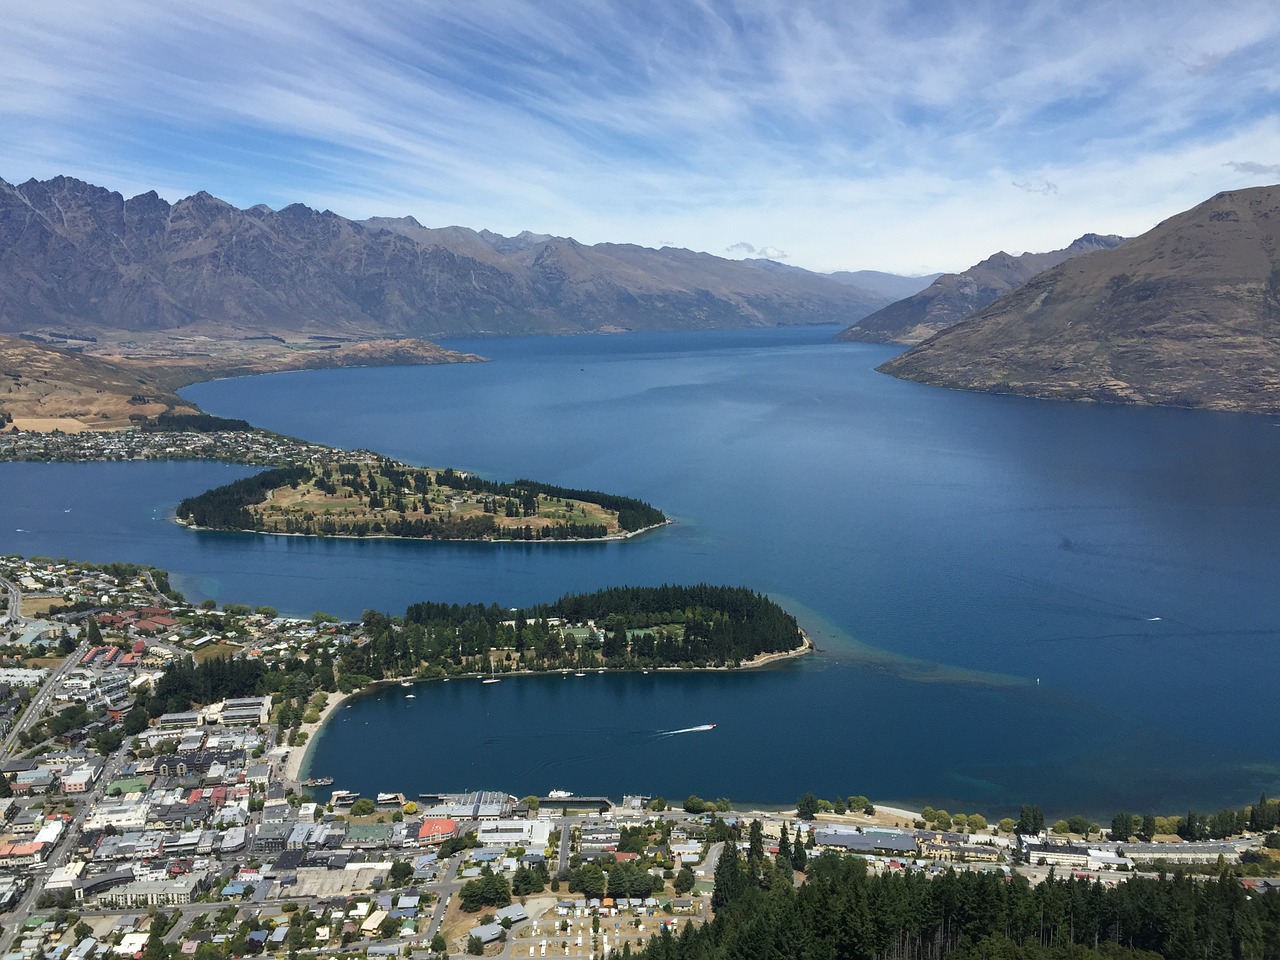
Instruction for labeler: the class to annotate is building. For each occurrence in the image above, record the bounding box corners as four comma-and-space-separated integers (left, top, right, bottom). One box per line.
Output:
416, 790, 513, 821
477, 818, 552, 848
213, 697, 272, 726
156, 711, 204, 730
97, 874, 207, 907
417, 818, 457, 845
1118, 841, 1246, 865
814, 828, 919, 856
1022, 842, 1090, 869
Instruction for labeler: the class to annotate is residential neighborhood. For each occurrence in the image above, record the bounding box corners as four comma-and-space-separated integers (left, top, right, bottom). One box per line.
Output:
0, 429, 365, 469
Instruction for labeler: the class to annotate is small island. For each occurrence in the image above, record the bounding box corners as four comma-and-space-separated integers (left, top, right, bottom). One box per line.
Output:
176, 460, 668, 541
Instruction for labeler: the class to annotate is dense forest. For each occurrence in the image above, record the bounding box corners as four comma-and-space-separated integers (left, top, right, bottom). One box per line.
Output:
141, 412, 254, 433
624, 844, 1280, 960
175, 461, 665, 540
176, 466, 310, 529
395, 584, 805, 673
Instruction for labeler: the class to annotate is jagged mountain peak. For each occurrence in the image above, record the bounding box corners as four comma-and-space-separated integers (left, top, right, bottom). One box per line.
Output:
0, 173, 893, 340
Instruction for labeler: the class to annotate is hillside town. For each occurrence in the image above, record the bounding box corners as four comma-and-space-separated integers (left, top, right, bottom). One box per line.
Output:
0, 428, 367, 468
2, 553, 1278, 960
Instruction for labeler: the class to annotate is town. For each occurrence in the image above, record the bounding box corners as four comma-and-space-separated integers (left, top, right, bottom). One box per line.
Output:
2, 553, 1279, 960
0, 427, 370, 469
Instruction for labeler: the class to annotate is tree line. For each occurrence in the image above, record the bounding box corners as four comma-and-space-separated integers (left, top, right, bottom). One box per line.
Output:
176, 466, 310, 529
375, 585, 805, 676
626, 838, 1280, 960
141, 413, 254, 433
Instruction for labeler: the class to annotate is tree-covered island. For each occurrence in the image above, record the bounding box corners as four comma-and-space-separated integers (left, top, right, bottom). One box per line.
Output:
176, 460, 667, 541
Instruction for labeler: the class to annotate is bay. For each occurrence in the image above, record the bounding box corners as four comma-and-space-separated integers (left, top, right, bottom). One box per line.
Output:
4, 325, 1279, 814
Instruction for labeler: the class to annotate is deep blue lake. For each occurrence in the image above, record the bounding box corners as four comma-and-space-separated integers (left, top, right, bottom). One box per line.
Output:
4, 325, 1279, 816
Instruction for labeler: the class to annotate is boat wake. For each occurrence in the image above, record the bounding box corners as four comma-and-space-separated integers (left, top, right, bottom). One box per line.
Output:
658, 724, 716, 736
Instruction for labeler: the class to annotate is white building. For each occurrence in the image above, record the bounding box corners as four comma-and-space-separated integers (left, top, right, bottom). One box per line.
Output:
477, 818, 553, 848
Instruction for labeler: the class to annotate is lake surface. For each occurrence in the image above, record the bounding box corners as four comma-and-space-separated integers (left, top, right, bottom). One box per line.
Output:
5, 325, 1279, 815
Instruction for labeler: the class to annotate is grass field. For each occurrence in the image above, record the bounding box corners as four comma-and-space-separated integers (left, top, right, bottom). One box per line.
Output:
251, 464, 619, 537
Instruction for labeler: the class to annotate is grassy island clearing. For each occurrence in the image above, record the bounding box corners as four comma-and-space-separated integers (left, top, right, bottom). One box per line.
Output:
176, 460, 667, 541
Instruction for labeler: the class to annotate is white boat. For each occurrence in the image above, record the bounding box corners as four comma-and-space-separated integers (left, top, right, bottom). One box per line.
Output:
574, 671, 585, 677
405, 694, 415, 699
548, 789, 573, 799
400, 681, 412, 688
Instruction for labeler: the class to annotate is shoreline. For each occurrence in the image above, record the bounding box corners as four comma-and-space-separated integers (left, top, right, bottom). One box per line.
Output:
282, 688, 352, 784
175, 517, 673, 545
288, 631, 813, 787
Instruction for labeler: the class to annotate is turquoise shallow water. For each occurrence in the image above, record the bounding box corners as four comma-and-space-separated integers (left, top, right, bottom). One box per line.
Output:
5, 325, 1280, 815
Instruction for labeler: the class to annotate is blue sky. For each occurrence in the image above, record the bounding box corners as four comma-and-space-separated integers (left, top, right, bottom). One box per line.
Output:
4, 0, 1279, 273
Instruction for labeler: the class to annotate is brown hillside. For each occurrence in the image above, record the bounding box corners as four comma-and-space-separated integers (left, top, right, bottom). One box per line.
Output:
879, 186, 1280, 413
837, 234, 1126, 344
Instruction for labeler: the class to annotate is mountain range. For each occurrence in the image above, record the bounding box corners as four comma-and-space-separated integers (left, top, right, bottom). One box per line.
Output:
879, 185, 1280, 414
836, 233, 1127, 344
0, 176, 893, 342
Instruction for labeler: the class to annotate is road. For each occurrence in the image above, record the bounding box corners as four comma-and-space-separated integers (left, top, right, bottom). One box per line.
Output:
0, 574, 20, 623
0, 637, 89, 757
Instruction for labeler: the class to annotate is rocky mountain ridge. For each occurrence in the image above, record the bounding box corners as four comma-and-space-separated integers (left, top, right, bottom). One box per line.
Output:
879, 185, 1280, 414
0, 176, 892, 341
837, 234, 1127, 344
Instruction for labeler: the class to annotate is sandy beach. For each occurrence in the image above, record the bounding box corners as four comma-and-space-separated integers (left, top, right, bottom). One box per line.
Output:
282, 688, 352, 784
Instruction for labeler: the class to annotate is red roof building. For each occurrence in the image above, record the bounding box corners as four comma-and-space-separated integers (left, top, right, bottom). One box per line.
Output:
418, 818, 458, 844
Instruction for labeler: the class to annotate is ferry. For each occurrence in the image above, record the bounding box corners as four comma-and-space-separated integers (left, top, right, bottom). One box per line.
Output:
548, 789, 573, 800
302, 776, 334, 787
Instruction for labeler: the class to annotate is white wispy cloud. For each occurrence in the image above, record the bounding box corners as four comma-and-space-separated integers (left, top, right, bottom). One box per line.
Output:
3, 0, 1280, 272
1226, 161, 1280, 176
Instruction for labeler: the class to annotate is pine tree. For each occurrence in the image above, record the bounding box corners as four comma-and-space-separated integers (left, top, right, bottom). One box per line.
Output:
791, 833, 807, 871
747, 819, 764, 875
711, 842, 745, 914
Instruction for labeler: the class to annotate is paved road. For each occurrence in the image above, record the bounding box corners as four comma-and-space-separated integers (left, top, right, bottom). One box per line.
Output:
0, 638, 90, 756
0, 574, 21, 623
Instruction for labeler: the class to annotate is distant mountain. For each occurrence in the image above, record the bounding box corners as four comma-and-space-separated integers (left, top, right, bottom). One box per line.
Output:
0, 176, 891, 341
738, 259, 940, 301
879, 185, 1280, 414
827, 269, 943, 300
836, 234, 1127, 344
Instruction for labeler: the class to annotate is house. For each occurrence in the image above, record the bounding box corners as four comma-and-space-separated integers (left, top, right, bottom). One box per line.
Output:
494, 904, 528, 925
468, 923, 503, 945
